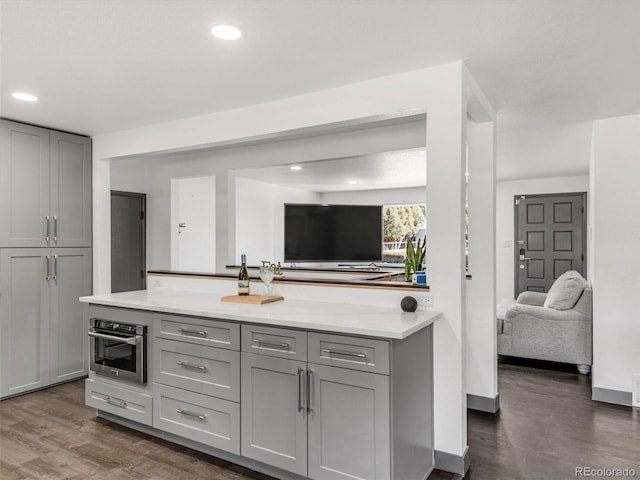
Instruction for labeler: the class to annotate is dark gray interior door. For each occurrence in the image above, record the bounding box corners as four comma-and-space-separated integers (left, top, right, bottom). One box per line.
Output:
111, 191, 146, 293
515, 193, 586, 296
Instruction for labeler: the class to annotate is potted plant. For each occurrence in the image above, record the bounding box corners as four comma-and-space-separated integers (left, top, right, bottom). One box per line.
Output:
405, 237, 425, 282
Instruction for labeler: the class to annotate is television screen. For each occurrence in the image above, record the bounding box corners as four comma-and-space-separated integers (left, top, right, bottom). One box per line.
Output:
284, 204, 383, 262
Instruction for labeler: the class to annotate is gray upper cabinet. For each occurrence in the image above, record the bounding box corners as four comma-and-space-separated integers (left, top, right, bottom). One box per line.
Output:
49, 131, 92, 247
0, 120, 91, 248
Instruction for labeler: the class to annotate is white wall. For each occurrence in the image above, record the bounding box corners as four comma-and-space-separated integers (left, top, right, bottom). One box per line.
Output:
320, 186, 425, 205
466, 119, 497, 402
234, 176, 319, 264
111, 158, 148, 193
496, 175, 589, 301
92, 62, 494, 466
590, 114, 640, 399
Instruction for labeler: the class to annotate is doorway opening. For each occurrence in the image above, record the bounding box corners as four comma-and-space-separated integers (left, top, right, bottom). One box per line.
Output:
111, 191, 146, 293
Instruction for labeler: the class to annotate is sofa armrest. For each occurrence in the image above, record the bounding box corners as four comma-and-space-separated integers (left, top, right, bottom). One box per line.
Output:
505, 303, 591, 323
516, 291, 547, 306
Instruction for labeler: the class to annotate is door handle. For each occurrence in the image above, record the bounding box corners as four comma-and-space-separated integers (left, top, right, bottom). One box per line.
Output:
52, 216, 58, 242
519, 255, 531, 262
44, 216, 50, 242
52, 255, 58, 280
45, 255, 51, 281
297, 367, 305, 412
306, 368, 313, 413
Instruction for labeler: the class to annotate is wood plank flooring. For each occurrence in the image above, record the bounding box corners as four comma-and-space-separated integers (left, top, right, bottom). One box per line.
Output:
1, 361, 638, 479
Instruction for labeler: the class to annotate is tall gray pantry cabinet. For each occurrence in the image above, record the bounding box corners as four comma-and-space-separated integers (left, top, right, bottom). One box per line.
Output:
0, 119, 92, 398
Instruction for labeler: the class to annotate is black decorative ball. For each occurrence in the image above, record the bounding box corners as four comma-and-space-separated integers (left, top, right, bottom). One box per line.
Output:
401, 296, 418, 312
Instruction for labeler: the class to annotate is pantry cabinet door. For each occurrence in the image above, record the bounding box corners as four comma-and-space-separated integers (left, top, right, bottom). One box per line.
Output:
49, 131, 92, 247
49, 248, 92, 383
0, 121, 50, 247
0, 249, 51, 398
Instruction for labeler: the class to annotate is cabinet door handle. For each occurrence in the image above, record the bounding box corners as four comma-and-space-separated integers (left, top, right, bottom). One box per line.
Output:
105, 395, 127, 408
52, 255, 58, 280
322, 348, 366, 359
306, 368, 313, 413
177, 360, 207, 372
176, 328, 207, 337
52, 215, 58, 242
45, 255, 51, 281
44, 215, 50, 242
176, 408, 207, 421
253, 339, 290, 350
297, 367, 305, 412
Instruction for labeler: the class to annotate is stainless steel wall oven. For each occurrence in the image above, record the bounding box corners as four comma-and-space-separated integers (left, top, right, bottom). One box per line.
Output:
89, 318, 147, 384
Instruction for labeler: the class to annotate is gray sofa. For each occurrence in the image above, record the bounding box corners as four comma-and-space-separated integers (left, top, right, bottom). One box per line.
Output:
497, 272, 593, 374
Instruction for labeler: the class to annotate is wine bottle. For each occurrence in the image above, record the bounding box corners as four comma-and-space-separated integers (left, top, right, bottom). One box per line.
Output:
238, 254, 250, 296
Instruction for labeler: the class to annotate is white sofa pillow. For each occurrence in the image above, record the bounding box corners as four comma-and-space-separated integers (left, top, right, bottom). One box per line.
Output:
544, 270, 587, 310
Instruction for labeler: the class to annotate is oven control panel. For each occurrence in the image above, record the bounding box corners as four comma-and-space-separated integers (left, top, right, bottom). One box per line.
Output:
92, 319, 146, 335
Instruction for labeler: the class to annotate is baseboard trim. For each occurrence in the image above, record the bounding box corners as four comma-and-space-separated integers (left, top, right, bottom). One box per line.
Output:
592, 387, 633, 406
434, 445, 470, 477
467, 393, 500, 413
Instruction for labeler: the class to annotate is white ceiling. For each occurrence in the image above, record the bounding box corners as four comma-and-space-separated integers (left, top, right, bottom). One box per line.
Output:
1, 0, 639, 181
235, 148, 427, 192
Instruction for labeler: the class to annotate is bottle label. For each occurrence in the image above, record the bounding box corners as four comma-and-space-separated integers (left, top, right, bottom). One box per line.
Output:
238, 279, 249, 295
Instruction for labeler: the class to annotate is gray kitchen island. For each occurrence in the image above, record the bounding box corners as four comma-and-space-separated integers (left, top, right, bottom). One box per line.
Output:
81, 289, 440, 480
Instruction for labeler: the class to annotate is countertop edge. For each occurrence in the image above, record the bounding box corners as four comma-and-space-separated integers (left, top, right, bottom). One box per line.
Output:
80, 293, 441, 340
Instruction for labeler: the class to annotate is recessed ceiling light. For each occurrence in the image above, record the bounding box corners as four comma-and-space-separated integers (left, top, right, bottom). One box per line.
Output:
211, 24, 243, 40
290, 165, 302, 171
12, 92, 38, 102
348, 180, 357, 185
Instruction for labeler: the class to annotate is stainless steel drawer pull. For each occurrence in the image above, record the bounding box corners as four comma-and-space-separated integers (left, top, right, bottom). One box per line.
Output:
322, 348, 367, 359
297, 367, 305, 412
44, 215, 50, 242
176, 328, 207, 337
253, 339, 290, 350
105, 396, 127, 408
45, 255, 51, 281
52, 254, 58, 280
52, 215, 58, 242
176, 408, 206, 421
177, 360, 207, 372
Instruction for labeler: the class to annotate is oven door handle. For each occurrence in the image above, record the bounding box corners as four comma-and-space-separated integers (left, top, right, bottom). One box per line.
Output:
88, 331, 139, 345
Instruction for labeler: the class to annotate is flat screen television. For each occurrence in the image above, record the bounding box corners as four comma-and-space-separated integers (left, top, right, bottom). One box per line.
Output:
284, 204, 383, 262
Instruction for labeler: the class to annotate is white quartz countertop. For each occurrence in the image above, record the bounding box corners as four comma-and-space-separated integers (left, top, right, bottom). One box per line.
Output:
80, 289, 441, 339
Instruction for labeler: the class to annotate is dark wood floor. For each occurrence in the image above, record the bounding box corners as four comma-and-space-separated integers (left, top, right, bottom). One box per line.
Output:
1, 361, 638, 480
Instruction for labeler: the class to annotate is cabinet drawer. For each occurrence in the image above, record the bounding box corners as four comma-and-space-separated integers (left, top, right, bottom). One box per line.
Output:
308, 332, 390, 375
85, 378, 152, 426
155, 313, 239, 350
154, 338, 240, 401
154, 383, 239, 455
241, 325, 307, 360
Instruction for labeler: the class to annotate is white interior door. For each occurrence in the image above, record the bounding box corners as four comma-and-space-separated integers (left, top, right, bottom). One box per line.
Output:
171, 176, 215, 272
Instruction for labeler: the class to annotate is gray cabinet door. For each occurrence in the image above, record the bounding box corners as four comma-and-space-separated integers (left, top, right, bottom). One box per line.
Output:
0, 121, 50, 247
241, 352, 307, 476
0, 249, 51, 398
308, 364, 391, 480
50, 248, 91, 383
50, 131, 92, 247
